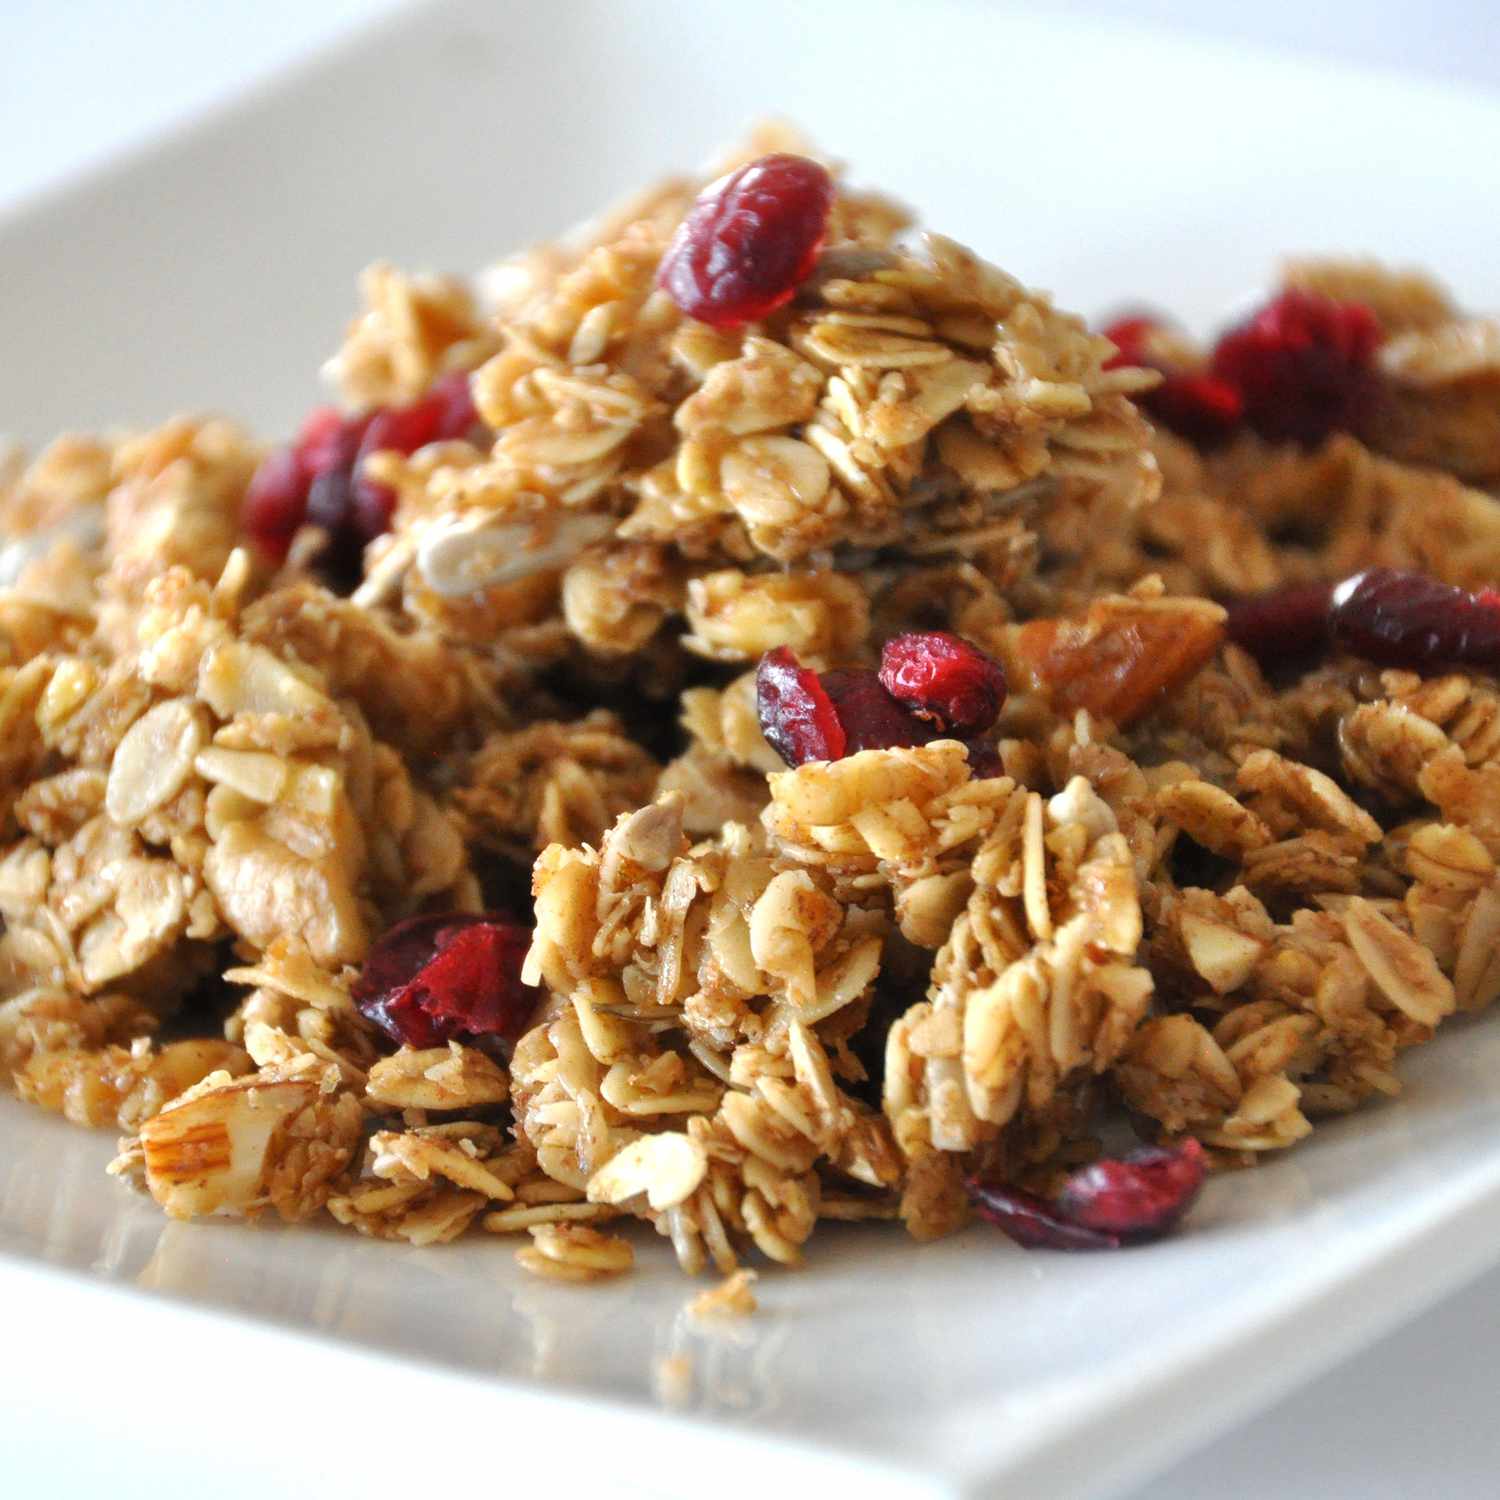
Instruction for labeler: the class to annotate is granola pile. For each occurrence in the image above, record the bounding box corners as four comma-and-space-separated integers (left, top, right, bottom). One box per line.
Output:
3, 130, 1499, 1283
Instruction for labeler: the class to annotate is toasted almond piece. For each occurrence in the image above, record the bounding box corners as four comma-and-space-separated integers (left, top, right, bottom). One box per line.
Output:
1344, 896, 1456, 1027
586, 1131, 708, 1211
105, 698, 207, 827
1009, 597, 1225, 728
138, 1073, 317, 1218
194, 744, 288, 804
198, 640, 334, 720
1179, 911, 1267, 994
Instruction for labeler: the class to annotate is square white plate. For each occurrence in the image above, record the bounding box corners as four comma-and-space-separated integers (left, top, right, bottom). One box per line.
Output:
4, 5, 1500, 1497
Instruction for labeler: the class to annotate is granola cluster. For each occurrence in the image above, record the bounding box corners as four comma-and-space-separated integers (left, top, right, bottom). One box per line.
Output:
3, 136, 1500, 1284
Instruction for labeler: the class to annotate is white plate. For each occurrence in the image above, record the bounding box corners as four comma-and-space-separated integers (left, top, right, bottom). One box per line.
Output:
4, 4, 1500, 1497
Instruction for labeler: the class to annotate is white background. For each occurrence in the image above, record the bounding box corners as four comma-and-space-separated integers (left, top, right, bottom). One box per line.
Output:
3, 3, 1499, 1497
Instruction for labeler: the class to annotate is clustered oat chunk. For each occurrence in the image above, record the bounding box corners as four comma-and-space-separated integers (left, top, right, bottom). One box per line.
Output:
2, 142, 1500, 1289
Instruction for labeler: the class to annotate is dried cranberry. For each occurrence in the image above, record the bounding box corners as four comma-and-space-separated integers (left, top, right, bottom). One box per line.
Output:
821, 668, 935, 753
1145, 372, 1245, 448
1210, 290, 1383, 446
658, 153, 834, 328
426, 369, 481, 441
353, 911, 540, 1050
243, 407, 371, 573
756, 647, 994, 768
304, 463, 359, 537
351, 371, 481, 535
242, 374, 484, 584
1056, 1138, 1207, 1236
1102, 315, 1244, 448
1330, 567, 1500, 671
302, 467, 364, 589
357, 397, 446, 466
350, 480, 397, 543
961, 737, 1003, 779
879, 630, 1007, 735
241, 447, 309, 562
967, 1182, 1123, 1250
1224, 580, 1336, 668
968, 1138, 1206, 1251
756, 647, 846, 766
1100, 315, 1157, 369
294, 405, 359, 478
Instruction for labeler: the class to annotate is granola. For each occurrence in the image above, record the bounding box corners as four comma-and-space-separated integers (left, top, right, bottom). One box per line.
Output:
3, 138, 1500, 1291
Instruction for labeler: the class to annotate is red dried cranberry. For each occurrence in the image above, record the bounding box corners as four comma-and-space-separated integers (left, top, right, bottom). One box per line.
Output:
350, 480, 397, 543
1210, 290, 1383, 447
756, 647, 846, 766
658, 154, 834, 328
427, 369, 481, 441
303, 467, 364, 589
1100, 315, 1157, 369
243, 375, 484, 584
756, 647, 992, 768
968, 1138, 1206, 1251
353, 911, 540, 1050
1056, 1138, 1206, 1236
1102, 315, 1244, 448
821, 667, 935, 753
1144, 372, 1245, 448
350, 371, 481, 538
1330, 567, 1500, 671
967, 1181, 1123, 1250
879, 630, 1007, 735
304, 463, 358, 536
294, 405, 358, 478
1224, 580, 1336, 668
357, 397, 446, 465
961, 737, 1003, 779
241, 447, 309, 562
243, 407, 371, 571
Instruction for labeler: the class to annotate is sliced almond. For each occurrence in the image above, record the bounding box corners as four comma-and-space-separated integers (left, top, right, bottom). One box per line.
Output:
1344, 897, 1456, 1028
105, 698, 207, 827
139, 1074, 317, 1218
193, 744, 288, 803
1179, 911, 1266, 994
586, 1131, 707, 1211
198, 641, 334, 720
